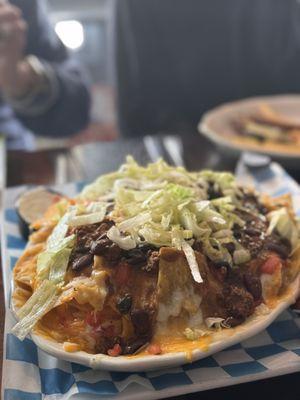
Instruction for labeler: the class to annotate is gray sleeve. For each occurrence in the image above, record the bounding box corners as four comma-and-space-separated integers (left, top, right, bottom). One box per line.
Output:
5, 56, 60, 117
8, 0, 91, 137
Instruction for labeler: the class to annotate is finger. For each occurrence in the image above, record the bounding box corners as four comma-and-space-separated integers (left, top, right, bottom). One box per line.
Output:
12, 19, 27, 45
0, 19, 27, 50
0, 18, 26, 39
0, 4, 22, 23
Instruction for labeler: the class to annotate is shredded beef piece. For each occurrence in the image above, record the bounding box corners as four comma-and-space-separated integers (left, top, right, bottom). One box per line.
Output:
234, 210, 267, 257
74, 220, 114, 248
214, 265, 228, 282
243, 272, 262, 301
69, 220, 116, 271
130, 309, 152, 336
223, 284, 255, 320
241, 190, 268, 215
244, 227, 261, 236
122, 244, 159, 273
143, 251, 159, 273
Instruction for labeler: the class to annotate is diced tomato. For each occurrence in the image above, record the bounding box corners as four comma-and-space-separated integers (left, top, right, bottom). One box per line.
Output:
261, 255, 282, 275
147, 344, 162, 355
85, 311, 102, 328
107, 343, 122, 357
52, 195, 62, 203
115, 263, 131, 286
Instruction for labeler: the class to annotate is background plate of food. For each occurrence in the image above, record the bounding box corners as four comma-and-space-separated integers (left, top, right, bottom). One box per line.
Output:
10, 158, 300, 371
199, 94, 300, 165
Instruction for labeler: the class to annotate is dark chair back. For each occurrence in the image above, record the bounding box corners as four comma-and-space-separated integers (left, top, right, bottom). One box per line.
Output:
114, 0, 300, 137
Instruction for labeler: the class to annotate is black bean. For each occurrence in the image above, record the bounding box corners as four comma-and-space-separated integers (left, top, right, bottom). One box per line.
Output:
213, 261, 231, 269
139, 244, 157, 253
90, 237, 111, 255
224, 242, 235, 254
76, 246, 90, 254
243, 272, 262, 301
95, 221, 113, 237
90, 236, 122, 263
259, 205, 268, 215
124, 249, 147, 266
106, 243, 122, 262
244, 228, 261, 236
233, 230, 242, 239
72, 253, 93, 271
130, 309, 151, 336
117, 294, 132, 314
223, 284, 254, 319
207, 182, 222, 199
264, 242, 290, 259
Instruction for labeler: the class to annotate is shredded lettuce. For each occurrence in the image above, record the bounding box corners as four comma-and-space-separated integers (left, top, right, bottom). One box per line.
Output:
118, 212, 151, 232
12, 280, 58, 340
139, 225, 172, 247
161, 212, 173, 230
37, 234, 75, 281
205, 317, 225, 329
202, 237, 232, 266
67, 202, 107, 227
48, 247, 73, 283
107, 226, 136, 250
181, 240, 203, 283
76, 158, 264, 280
180, 208, 209, 238
13, 212, 76, 340
68, 211, 106, 227
233, 249, 251, 265
184, 327, 207, 340
267, 207, 298, 250
46, 213, 70, 250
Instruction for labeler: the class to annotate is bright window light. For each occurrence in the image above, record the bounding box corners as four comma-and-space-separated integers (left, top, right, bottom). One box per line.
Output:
55, 20, 84, 50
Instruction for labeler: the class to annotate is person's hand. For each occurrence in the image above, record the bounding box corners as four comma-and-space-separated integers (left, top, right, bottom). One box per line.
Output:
0, 3, 34, 98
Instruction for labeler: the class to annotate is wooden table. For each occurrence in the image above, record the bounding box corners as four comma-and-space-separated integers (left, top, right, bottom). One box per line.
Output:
2, 133, 300, 399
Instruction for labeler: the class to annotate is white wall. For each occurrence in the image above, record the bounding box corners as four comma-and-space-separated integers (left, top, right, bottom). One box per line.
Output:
47, 0, 111, 22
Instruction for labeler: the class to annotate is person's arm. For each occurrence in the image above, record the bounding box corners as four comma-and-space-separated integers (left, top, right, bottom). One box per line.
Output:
0, 0, 90, 137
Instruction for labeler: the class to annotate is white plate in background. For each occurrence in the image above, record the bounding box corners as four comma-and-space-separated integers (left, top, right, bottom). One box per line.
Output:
199, 95, 300, 167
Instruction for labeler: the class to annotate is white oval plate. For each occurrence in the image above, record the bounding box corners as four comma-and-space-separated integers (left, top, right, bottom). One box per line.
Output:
198, 95, 300, 165
12, 275, 300, 371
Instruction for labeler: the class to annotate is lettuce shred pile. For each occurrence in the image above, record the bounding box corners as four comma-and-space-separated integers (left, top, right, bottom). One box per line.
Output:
79, 157, 255, 282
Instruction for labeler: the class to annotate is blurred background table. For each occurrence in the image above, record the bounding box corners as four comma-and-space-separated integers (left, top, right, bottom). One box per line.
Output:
7, 133, 300, 188
2, 132, 300, 399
